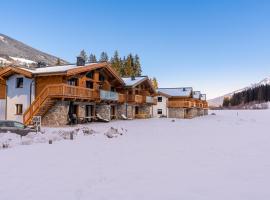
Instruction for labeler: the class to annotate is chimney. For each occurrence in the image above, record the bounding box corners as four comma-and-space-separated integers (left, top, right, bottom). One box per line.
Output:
131, 75, 136, 80
37, 61, 47, 68
77, 56, 85, 66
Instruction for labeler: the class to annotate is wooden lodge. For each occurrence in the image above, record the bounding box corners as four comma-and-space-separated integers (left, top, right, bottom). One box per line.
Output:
0, 59, 157, 126
153, 87, 208, 119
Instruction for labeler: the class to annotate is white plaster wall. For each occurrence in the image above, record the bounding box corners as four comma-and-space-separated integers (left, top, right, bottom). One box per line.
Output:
6, 74, 35, 122
153, 95, 168, 117
0, 99, 6, 120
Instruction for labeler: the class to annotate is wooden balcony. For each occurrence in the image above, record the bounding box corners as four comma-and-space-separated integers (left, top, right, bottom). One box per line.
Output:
203, 101, 208, 109
127, 94, 144, 104
118, 94, 126, 103
167, 100, 193, 108
145, 96, 157, 105
23, 84, 99, 125
100, 89, 125, 103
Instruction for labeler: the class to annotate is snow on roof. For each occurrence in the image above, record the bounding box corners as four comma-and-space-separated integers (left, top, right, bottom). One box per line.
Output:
20, 63, 98, 74
193, 91, 201, 99
122, 76, 147, 87
200, 94, 206, 101
158, 87, 193, 97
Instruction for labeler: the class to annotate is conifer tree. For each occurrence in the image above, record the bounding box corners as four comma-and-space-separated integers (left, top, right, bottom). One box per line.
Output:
99, 52, 109, 62
79, 50, 88, 61
134, 54, 142, 76
88, 53, 97, 63
152, 77, 158, 89
222, 97, 230, 107
124, 54, 134, 76
56, 58, 61, 65
110, 51, 121, 75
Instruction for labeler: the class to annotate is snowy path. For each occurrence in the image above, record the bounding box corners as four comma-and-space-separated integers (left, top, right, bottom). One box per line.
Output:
1, 110, 270, 200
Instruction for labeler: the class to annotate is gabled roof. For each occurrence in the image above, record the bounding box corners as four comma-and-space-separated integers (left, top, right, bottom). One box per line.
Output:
192, 91, 201, 99
122, 76, 147, 87
122, 76, 156, 93
158, 87, 193, 98
0, 62, 124, 85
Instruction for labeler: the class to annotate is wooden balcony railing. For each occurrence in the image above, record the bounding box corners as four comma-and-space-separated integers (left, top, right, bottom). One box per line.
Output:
167, 100, 193, 108
127, 94, 144, 104
118, 94, 126, 103
203, 101, 208, 109
145, 96, 156, 104
100, 90, 119, 101
23, 84, 99, 125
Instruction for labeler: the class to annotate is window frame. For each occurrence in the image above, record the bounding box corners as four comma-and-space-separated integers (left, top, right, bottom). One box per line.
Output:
16, 77, 24, 88
157, 109, 163, 115
16, 104, 23, 115
157, 96, 163, 102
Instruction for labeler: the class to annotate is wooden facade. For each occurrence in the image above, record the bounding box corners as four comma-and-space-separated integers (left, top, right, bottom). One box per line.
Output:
0, 64, 158, 124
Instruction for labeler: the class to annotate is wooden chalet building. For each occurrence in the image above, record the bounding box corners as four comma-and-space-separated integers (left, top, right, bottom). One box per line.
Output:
120, 76, 157, 119
153, 87, 208, 119
0, 59, 157, 126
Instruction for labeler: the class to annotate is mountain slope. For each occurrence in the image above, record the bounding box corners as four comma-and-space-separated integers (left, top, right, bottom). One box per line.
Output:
0, 33, 68, 66
208, 77, 270, 107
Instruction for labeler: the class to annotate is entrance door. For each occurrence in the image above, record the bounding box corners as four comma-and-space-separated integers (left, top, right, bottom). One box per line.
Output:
135, 106, 139, 115
111, 105, 116, 119
68, 102, 78, 124
86, 105, 94, 122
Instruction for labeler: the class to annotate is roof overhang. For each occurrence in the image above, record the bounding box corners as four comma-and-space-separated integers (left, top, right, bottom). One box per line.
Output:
124, 76, 156, 93
0, 66, 33, 79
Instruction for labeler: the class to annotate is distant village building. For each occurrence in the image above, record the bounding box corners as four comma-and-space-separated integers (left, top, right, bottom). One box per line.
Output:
153, 88, 208, 118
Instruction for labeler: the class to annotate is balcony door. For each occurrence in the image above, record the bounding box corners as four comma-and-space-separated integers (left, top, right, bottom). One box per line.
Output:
67, 78, 78, 86
86, 81, 93, 89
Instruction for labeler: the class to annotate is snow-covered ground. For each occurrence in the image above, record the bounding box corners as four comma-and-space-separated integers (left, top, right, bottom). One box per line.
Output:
1, 110, 270, 200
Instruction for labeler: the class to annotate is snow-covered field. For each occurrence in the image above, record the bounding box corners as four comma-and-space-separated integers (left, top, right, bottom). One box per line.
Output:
1, 110, 270, 200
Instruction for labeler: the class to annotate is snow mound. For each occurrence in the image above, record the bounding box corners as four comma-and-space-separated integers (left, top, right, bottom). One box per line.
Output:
104, 127, 127, 138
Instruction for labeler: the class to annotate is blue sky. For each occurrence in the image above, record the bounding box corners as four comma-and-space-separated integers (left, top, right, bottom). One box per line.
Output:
1, 0, 270, 98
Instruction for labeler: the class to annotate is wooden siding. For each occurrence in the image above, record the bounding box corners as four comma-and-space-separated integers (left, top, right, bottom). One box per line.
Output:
35, 76, 65, 97
0, 79, 6, 99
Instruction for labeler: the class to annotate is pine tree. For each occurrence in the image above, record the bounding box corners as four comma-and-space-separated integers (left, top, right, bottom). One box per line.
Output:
223, 97, 230, 107
88, 53, 97, 63
110, 51, 121, 74
152, 77, 158, 89
56, 58, 61, 65
79, 50, 88, 61
99, 52, 109, 62
134, 54, 142, 76
124, 54, 134, 76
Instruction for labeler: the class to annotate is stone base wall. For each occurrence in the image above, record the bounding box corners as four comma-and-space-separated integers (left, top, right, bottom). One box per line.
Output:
204, 109, 208, 115
117, 104, 134, 119
42, 101, 69, 126
96, 104, 111, 121
185, 108, 197, 119
168, 108, 185, 118
197, 108, 204, 116
138, 105, 151, 118
77, 104, 86, 118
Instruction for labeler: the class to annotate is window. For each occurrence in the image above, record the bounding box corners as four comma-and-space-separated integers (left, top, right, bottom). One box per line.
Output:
16, 104, 23, 115
16, 78, 23, 88
67, 78, 78, 86
158, 97, 163, 102
86, 81, 93, 89
86, 71, 93, 79
157, 109, 162, 115
99, 74, 105, 82
111, 87, 116, 92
